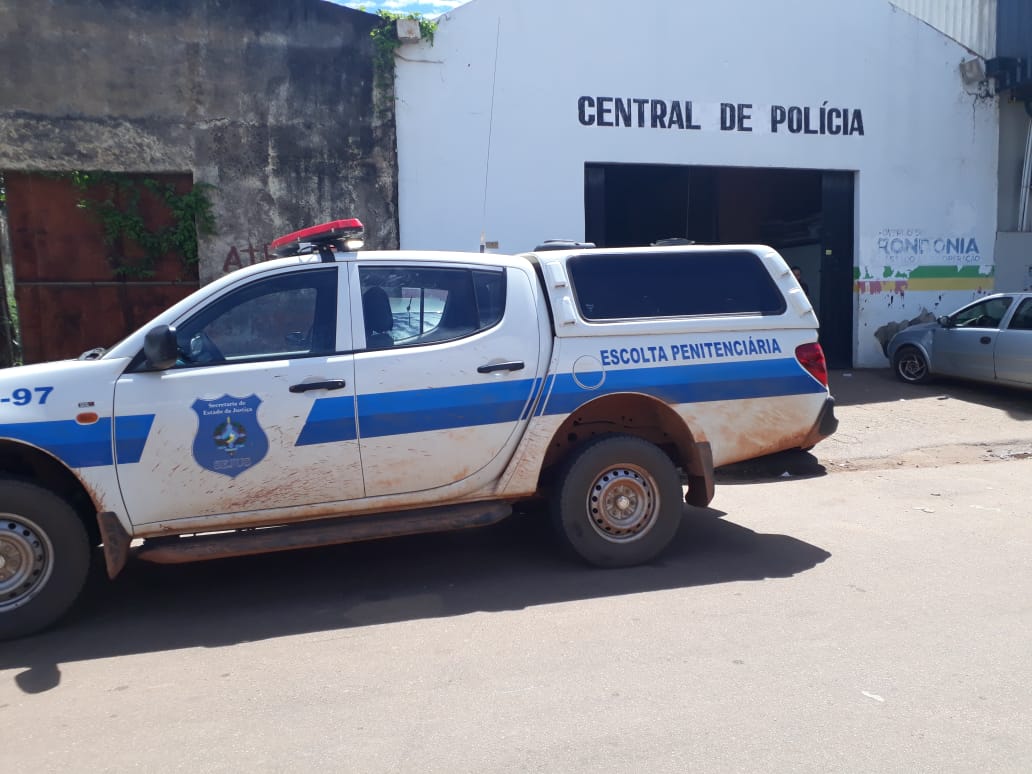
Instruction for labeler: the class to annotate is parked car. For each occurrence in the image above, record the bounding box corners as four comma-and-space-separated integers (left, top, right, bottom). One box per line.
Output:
887, 292, 1032, 388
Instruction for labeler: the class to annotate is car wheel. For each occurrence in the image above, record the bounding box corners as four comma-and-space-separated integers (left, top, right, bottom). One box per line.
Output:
0, 480, 91, 640
551, 435, 683, 568
892, 346, 931, 384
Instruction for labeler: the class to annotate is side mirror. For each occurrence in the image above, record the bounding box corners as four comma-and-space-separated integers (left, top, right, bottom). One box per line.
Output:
937, 315, 953, 328
143, 325, 179, 370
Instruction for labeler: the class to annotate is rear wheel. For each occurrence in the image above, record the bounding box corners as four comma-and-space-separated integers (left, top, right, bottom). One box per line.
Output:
551, 435, 683, 567
0, 480, 91, 640
892, 346, 931, 384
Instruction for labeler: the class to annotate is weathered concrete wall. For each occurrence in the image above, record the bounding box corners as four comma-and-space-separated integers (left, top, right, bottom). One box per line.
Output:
0, 0, 397, 283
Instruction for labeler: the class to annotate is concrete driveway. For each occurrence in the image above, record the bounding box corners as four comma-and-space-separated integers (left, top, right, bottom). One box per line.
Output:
1, 369, 1030, 773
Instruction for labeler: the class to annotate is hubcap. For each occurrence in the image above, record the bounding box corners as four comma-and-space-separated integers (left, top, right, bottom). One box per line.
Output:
0, 515, 53, 613
898, 352, 926, 381
586, 464, 660, 543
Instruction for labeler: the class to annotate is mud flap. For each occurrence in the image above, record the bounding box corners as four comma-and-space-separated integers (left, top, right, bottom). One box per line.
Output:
684, 441, 715, 507
97, 511, 131, 579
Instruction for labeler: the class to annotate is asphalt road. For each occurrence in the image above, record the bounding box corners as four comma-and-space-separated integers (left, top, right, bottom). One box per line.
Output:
2, 370, 1031, 773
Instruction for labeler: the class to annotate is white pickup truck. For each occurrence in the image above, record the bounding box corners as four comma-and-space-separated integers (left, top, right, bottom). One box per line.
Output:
0, 219, 837, 638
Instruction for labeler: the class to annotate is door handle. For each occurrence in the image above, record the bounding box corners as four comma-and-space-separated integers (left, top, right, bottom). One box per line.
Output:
289, 379, 346, 393
477, 360, 525, 374
980, 336, 991, 345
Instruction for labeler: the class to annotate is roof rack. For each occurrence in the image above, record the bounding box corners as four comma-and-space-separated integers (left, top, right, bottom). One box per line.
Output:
534, 239, 596, 251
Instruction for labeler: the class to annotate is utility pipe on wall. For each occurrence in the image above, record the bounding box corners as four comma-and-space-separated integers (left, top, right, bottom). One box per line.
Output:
1020, 112, 1032, 232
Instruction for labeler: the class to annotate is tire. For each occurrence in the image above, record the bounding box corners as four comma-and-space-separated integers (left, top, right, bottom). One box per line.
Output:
550, 435, 683, 568
0, 480, 91, 640
892, 346, 931, 384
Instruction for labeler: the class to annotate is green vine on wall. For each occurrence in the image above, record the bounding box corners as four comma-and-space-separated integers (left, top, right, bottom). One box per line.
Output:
368, 10, 438, 83
69, 172, 216, 279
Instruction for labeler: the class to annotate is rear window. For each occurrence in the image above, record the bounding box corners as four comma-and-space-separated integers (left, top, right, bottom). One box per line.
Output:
567, 250, 786, 320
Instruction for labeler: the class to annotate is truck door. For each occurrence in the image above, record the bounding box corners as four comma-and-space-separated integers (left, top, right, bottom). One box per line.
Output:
113, 264, 365, 525
351, 262, 541, 497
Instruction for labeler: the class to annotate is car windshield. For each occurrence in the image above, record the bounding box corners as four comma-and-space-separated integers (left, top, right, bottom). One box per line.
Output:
951, 297, 1012, 328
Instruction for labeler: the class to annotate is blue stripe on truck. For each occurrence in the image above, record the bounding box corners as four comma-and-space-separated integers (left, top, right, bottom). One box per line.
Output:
540, 358, 825, 416
296, 396, 358, 446
296, 358, 823, 443
357, 379, 538, 439
0, 414, 155, 468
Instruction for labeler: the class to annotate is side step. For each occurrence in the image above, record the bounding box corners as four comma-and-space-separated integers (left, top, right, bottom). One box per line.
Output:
133, 502, 513, 565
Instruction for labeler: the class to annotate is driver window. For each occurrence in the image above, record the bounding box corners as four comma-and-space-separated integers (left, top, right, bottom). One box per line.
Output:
952, 297, 1012, 329
174, 268, 337, 366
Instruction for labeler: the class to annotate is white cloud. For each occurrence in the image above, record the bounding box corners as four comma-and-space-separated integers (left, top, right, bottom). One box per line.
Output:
338, 0, 469, 15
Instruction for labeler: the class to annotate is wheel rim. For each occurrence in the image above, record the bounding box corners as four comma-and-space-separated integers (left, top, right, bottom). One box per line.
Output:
0, 514, 54, 613
897, 350, 927, 382
585, 464, 660, 543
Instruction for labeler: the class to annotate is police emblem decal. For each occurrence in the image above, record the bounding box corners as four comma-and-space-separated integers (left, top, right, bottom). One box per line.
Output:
191, 395, 269, 478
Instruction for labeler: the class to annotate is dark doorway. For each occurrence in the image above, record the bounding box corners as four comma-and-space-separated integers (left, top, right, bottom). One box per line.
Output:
584, 162, 855, 368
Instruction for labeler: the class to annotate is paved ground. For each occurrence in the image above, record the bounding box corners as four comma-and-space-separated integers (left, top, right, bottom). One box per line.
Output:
1, 369, 1031, 773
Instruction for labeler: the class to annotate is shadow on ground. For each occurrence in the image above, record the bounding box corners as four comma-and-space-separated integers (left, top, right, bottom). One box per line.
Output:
830, 368, 1032, 419
0, 508, 829, 689
716, 449, 827, 484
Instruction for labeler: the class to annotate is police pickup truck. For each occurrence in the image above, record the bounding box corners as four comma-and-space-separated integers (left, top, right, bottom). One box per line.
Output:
0, 219, 837, 638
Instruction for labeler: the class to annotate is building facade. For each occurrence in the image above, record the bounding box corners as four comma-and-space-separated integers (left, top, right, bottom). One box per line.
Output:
394, 0, 1003, 368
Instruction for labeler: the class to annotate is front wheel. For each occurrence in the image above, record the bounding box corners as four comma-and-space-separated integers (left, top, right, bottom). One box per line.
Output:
0, 480, 91, 640
892, 346, 931, 384
551, 435, 683, 568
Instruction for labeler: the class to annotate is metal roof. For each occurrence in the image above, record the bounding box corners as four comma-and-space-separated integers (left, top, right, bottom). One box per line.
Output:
890, 0, 997, 58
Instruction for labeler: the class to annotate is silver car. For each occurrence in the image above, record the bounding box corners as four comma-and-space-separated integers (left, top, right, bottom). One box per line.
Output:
887, 292, 1032, 388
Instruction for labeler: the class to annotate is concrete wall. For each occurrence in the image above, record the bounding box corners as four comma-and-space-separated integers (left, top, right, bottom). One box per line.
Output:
393, 0, 999, 368
994, 232, 1032, 290
0, 0, 396, 283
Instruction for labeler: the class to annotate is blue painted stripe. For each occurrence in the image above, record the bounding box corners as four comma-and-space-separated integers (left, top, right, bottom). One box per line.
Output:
0, 414, 155, 468
290, 359, 825, 446
358, 379, 538, 439
542, 358, 824, 416
296, 396, 358, 446
115, 414, 155, 464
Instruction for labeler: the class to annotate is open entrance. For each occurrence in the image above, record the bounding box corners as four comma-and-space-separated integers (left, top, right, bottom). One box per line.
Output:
584, 163, 855, 368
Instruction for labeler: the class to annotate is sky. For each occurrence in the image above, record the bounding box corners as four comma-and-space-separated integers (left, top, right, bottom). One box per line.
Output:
335, 0, 470, 17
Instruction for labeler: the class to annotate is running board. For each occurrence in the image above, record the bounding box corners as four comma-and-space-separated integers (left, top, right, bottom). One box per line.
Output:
133, 502, 513, 565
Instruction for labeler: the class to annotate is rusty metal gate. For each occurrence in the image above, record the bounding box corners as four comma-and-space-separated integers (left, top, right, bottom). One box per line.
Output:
4, 172, 200, 364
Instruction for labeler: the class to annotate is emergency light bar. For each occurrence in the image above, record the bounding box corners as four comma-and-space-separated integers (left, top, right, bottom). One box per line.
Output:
270, 218, 365, 259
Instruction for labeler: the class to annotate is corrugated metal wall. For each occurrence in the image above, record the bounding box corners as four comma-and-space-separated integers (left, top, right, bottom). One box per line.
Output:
996, 0, 1032, 58
890, 0, 997, 57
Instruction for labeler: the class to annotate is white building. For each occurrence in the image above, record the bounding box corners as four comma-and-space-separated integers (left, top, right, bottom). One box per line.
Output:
393, 0, 1028, 369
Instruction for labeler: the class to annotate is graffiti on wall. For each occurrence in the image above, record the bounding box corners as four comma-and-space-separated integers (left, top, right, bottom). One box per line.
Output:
858, 229, 993, 294
222, 241, 276, 274
860, 228, 994, 358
